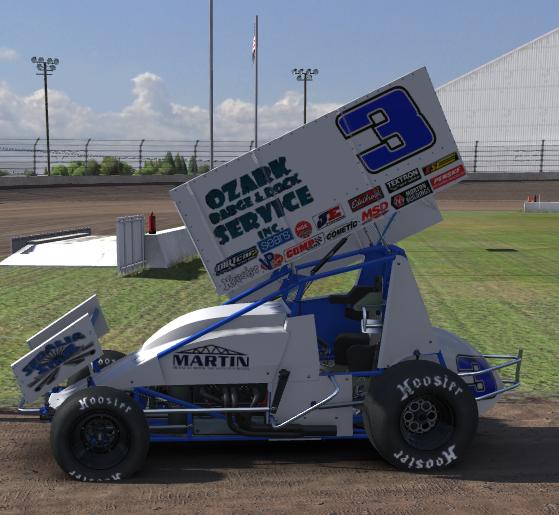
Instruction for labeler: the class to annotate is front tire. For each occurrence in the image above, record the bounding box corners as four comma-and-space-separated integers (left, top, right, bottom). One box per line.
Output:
50, 386, 149, 481
363, 360, 478, 472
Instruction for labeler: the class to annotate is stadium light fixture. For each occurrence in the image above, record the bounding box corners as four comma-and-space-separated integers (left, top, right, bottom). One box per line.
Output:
291, 67, 319, 124
30, 56, 61, 176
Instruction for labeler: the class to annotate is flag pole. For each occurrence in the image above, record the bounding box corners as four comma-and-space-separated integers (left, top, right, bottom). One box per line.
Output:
254, 15, 259, 148
209, 0, 214, 169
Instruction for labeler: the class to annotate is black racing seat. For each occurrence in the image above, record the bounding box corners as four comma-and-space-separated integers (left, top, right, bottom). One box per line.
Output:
328, 278, 383, 321
334, 333, 377, 371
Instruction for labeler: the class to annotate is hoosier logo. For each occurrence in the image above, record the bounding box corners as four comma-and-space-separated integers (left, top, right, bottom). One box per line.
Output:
172, 344, 250, 369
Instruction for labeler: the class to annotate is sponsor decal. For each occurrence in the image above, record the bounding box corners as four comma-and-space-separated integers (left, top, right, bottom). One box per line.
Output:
348, 186, 384, 212
326, 220, 358, 240
204, 156, 315, 245
385, 168, 422, 193
396, 375, 464, 402
214, 246, 258, 276
220, 264, 260, 292
361, 200, 389, 224
313, 205, 345, 230
393, 445, 458, 470
285, 233, 324, 260
173, 344, 249, 369
259, 252, 284, 270
257, 227, 294, 253
295, 220, 312, 239
422, 152, 458, 176
391, 181, 432, 210
429, 164, 466, 190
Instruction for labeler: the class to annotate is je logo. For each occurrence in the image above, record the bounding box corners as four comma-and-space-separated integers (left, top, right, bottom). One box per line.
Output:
313, 205, 344, 230
336, 87, 436, 174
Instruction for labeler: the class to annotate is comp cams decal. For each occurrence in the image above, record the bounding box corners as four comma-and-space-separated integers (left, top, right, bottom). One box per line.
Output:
385, 168, 421, 193
313, 205, 345, 230
422, 152, 458, 176
391, 181, 432, 210
214, 246, 258, 276
204, 156, 315, 245
285, 233, 324, 260
429, 164, 466, 190
348, 186, 384, 212
173, 344, 249, 369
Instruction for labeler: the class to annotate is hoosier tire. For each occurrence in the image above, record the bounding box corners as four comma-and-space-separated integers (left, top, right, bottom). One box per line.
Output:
363, 360, 478, 472
51, 386, 149, 481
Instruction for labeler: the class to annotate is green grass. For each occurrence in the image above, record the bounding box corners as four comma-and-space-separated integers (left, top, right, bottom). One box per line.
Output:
1, 211, 558, 405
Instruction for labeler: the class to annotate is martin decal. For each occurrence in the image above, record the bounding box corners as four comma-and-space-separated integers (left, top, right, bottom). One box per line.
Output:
173, 344, 250, 369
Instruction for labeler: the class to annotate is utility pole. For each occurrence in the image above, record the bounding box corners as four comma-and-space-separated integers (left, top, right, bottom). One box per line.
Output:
291, 68, 319, 124
31, 56, 60, 175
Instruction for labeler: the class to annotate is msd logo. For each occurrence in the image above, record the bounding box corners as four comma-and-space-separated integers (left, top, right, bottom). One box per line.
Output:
361, 201, 389, 224
313, 205, 345, 229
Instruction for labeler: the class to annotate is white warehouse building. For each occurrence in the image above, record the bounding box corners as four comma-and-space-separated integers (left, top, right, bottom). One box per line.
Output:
436, 27, 559, 173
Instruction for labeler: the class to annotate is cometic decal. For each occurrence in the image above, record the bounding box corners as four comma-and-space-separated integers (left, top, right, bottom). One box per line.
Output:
385, 168, 421, 193
422, 152, 458, 176
326, 220, 358, 240
204, 156, 315, 245
347, 186, 385, 212
391, 181, 433, 210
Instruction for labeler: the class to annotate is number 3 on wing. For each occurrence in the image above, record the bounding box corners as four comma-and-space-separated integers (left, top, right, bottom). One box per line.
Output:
336, 87, 435, 174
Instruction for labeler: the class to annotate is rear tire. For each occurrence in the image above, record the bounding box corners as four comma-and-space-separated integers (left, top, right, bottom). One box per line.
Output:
363, 360, 478, 472
51, 386, 149, 481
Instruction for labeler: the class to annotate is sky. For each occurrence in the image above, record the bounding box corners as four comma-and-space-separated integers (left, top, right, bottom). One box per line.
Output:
1, 0, 558, 141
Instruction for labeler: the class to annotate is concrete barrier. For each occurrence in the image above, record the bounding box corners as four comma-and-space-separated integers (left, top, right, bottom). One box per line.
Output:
144, 227, 197, 268
0, 175, 193, 189
523, 201, 559, 213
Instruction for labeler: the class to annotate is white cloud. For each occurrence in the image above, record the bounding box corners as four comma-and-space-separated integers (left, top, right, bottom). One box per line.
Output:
0, 48, 18, 61
0, 72, 341, 142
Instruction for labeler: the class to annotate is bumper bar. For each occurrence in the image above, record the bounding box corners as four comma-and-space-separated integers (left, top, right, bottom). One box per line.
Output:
458, 349, 523, 401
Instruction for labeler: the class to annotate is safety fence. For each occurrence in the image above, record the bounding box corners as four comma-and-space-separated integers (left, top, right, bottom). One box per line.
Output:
0, 138, 558, 175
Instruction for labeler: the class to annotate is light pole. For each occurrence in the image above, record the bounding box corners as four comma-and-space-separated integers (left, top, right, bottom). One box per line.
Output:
31, 56, 60, 176
292, 68, 318, 124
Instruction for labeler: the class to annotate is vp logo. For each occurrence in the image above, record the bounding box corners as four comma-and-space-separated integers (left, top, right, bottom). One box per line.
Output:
336, 87, 435, 174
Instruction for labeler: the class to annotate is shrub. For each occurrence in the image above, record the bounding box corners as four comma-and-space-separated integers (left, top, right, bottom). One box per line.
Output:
52, 164, 69, 176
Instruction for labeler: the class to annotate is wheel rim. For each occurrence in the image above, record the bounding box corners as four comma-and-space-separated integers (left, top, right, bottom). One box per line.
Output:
71, 412, 130, 470
399, 395, 455, 451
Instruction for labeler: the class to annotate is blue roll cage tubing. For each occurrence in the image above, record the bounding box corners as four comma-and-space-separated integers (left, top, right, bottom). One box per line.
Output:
129, 243, 405, 442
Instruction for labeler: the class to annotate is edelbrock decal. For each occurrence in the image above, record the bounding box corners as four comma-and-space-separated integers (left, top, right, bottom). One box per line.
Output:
391, 181, 432, 210
173, 344, 249, 369
430, 164, 466, 190
385, 168, 421, 193
285, 233, 324, 260
215, 246, 258, 276
422, 152, 458, 176
313, 205, 345, 230
257, 228, 294, 253
348, 186, 384, 212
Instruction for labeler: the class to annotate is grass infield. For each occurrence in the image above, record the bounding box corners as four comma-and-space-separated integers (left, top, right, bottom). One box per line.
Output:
1, 211, 557, 406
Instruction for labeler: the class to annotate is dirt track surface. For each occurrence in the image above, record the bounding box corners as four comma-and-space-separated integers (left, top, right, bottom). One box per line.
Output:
2, 180, 559, 257
0, 399, 558, 514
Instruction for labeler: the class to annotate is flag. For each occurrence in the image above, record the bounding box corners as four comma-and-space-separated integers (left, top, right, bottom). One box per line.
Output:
252, 32, 257, 63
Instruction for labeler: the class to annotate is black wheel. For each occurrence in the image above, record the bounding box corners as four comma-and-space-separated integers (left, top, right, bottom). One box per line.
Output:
363, 360, 478, 472
51, 386, 149, 481
67, 350, 126, 386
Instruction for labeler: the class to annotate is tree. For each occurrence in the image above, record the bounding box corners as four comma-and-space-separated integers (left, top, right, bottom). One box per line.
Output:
52, 164, 69, 176
71, 165, 86, 176
0, 169, 9, 176
100, 156, 120, 175
67, 161, 83, 175
160, 151, 175, 175
85, 159, 100, 176
188, 156, 198, 175
198, 164, 210, 174
174, 153, 187, 175
120, 162, 134, 175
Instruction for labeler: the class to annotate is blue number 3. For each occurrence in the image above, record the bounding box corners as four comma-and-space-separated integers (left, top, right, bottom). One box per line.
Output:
336, 87, 436, 174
